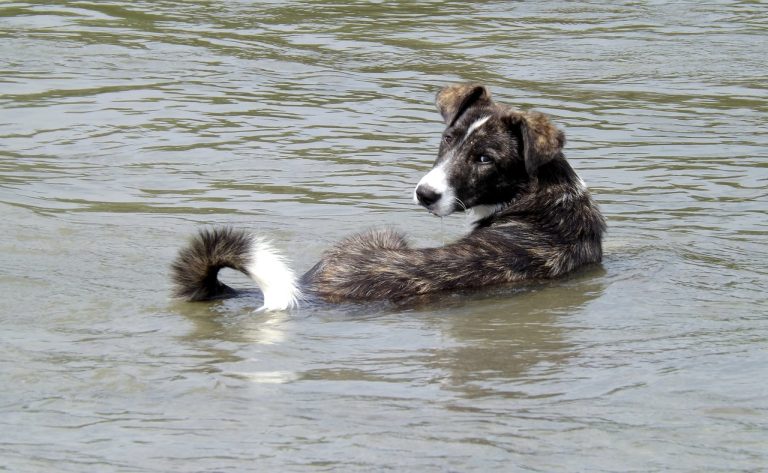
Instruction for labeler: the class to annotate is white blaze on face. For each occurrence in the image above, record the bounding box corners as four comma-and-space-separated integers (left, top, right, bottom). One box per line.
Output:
462, 115, 491, 144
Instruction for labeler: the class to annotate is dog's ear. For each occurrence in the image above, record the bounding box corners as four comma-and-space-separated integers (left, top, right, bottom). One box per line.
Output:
507, 111, 566, 176
436, 83, 492, 126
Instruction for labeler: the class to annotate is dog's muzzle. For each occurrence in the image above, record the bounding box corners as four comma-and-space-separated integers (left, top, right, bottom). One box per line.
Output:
413, 164, 455, 216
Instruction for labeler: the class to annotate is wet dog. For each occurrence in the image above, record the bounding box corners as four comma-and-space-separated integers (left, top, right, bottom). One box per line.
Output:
171, 83, 606, 311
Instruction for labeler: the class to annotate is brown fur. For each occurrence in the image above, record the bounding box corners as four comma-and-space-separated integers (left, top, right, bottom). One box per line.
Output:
436, 83, 493, 125
508, 111, 566, 176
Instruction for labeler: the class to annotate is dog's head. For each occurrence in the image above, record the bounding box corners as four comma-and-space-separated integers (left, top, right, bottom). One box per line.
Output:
413, 83, 566, 217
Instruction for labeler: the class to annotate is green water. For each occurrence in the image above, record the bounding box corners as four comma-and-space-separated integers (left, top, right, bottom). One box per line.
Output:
1, 2, 767, 472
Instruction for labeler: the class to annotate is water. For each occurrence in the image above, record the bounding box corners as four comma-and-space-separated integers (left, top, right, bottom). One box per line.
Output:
1, 1, 767, 471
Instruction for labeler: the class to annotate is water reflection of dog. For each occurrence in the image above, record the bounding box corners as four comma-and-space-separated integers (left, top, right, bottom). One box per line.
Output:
422, 269, 606, 399
171, 296, 298, 384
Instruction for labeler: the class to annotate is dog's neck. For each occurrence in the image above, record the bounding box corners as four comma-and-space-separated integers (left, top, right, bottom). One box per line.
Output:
467, 204, 506, 224
469, 160, 590, 230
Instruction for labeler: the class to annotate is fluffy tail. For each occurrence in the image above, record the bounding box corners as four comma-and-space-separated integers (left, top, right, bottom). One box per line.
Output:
171, 227, 301, 311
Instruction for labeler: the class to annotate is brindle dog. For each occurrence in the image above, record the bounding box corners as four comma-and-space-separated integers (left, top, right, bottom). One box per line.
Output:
171, 84, 606, 310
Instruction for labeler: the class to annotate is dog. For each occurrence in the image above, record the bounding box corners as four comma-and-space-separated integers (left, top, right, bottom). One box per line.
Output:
171, 83, 606, 311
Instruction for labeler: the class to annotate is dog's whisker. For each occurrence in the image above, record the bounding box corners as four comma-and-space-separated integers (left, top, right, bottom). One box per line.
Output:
454, 197, 468, 211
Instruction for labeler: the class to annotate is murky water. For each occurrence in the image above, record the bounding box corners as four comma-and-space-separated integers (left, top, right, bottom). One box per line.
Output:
2, 1, 767, 471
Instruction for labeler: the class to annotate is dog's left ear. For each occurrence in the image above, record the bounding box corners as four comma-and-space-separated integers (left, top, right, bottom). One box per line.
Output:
436, 83, 493, 126
507, 111, 566, 177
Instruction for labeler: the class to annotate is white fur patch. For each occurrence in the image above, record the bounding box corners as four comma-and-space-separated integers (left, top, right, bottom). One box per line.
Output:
413, 163, 456, 217
468, 204, 502, 222
246, 237, 301, 311
463, 115, 491, 143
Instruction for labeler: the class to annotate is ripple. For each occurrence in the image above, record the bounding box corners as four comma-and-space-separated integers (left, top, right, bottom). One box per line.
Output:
2, 1, 768, 472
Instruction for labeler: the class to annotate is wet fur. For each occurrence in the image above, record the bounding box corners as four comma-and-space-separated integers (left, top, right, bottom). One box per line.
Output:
171, 227, 250, 301
304, 182, 604, 302
171, 83, 606, 309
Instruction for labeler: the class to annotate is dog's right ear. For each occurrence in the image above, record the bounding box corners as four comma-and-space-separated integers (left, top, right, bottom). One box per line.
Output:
436, 84, 492, 127
506, 111, 566, 177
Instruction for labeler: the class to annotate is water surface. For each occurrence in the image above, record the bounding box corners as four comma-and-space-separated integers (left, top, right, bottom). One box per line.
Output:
1, 2, 767, 472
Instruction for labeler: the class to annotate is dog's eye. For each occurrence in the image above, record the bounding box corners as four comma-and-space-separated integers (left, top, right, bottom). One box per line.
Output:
477, 155, 493, 164
443, 134, 454, 144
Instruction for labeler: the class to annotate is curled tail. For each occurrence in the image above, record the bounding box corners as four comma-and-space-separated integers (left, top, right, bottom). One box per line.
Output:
171, 227, 301, 311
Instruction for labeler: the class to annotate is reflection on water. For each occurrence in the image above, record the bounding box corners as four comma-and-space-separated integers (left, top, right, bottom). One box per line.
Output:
1, 1, 767, 472
433, 276, 605, 398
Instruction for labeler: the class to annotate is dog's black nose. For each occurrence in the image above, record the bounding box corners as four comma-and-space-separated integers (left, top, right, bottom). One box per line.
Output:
416, 186, 441, 207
